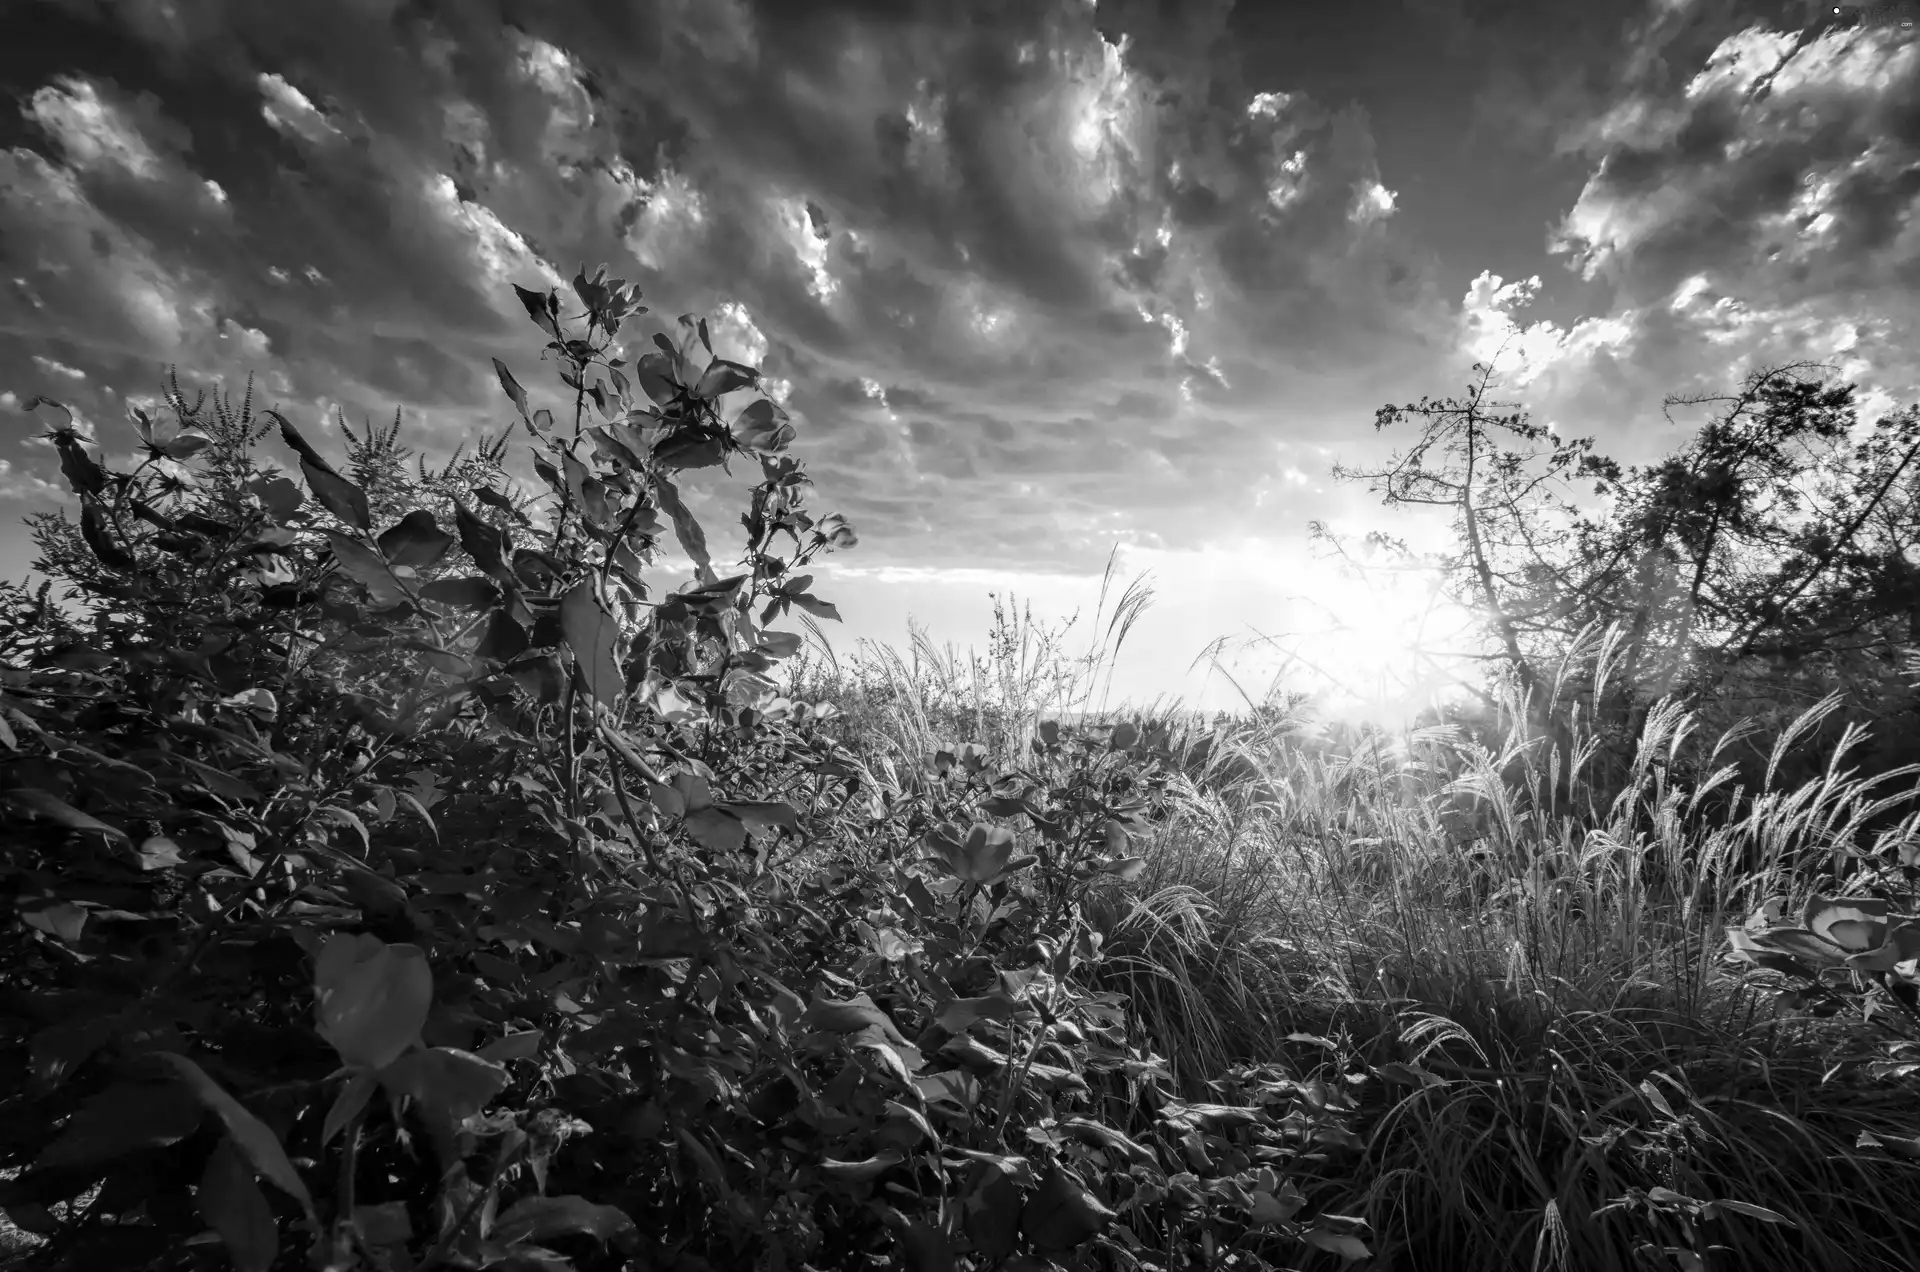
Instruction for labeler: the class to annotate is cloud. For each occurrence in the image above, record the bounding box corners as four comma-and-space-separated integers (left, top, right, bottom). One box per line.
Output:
1556, 26, 1919, 290
30, 356, 88, 380
8, 0, 1916, 719
1404, 0, 1713, 156
1, 0, 1463, 575
15, 0, 1904, 616
1543, 21, 1920, 412
0, 457, 66, 506
1403, 14, 1920, 472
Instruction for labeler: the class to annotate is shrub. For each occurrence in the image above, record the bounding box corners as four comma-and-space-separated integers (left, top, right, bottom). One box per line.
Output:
0, 276, 1367, 1271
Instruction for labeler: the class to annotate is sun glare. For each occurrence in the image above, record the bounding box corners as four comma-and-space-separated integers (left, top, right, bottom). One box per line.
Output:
1246, 558, 1487, 727
1101, 541, 1492, 728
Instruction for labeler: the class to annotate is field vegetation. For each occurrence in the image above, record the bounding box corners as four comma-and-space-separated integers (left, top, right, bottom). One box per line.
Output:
2, 275, 1918, 1272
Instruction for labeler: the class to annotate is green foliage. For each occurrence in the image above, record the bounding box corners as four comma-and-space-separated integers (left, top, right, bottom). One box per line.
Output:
0, 278, 1367, 1272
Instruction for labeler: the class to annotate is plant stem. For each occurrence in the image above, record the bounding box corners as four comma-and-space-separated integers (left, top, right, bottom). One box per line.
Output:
417, 1138, 528, 1272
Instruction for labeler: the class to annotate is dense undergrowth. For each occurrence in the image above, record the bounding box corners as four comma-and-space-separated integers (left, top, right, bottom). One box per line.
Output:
2, 275, 1918, 1272
783, 595, 1920, 1272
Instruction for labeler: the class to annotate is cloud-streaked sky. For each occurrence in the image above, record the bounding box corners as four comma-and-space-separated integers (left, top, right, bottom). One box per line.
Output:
2, 0, 1916, 718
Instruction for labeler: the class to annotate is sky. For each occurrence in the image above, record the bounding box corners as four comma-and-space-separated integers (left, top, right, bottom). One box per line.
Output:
1, 0, 1916, 723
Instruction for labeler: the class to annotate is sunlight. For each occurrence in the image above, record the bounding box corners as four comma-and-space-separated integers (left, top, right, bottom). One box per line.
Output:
1083, 539, 1493, 727
1275, 559, 1487, 726
12, 7, 1919, 1265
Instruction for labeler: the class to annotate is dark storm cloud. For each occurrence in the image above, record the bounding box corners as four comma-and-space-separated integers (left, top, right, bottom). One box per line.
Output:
1529, 17, 1920, 438
0, 0, 1463, 571
1421, 5, 1920, 469
1554, 22, 1920, 298
1403, 0, 1840, 158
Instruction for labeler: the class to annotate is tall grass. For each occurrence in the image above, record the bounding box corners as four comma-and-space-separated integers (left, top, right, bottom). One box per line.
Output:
776, 547, 1170, 772
798, 582, 1920, 1271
